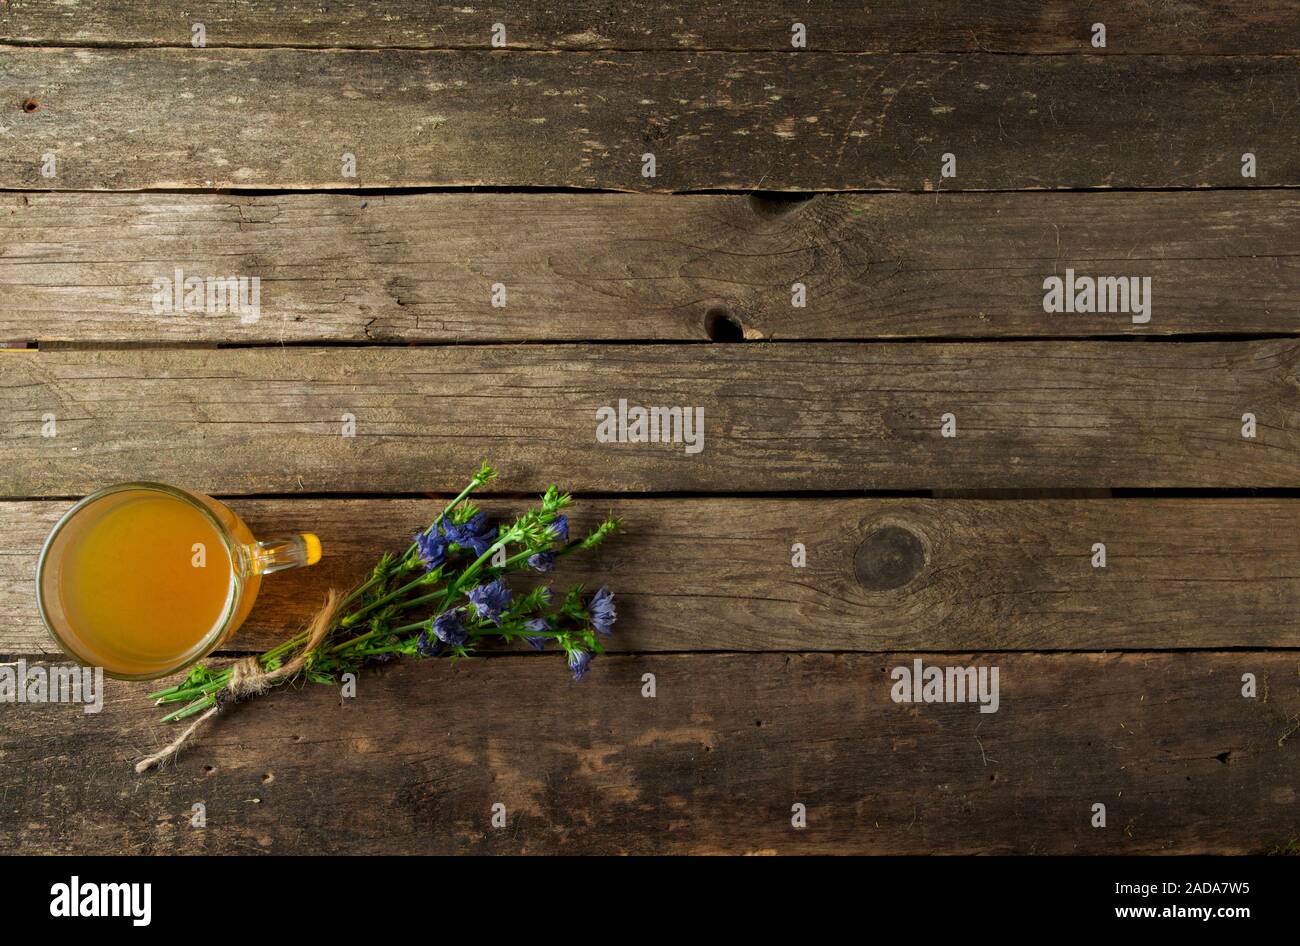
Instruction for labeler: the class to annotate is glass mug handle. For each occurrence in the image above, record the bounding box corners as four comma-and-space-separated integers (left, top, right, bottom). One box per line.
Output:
240, 533, 322, 576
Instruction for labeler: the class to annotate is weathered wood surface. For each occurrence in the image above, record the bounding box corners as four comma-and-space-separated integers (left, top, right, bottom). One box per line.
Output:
2, 342, 1295, 495
4, 190, 1296, 344
3, 1, 1296, 53
3, 652, 1297, 854
6, 497, 1297, 655
3, 49, 1297, 191
0, 2, 1295, 861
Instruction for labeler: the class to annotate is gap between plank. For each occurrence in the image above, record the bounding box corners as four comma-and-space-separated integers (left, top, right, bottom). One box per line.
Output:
4, 647, 1298, 660
20, 333, 1300, 352
3, 183, 1298, 197
6, 488, 1298, 502
2, 40, 1296, 56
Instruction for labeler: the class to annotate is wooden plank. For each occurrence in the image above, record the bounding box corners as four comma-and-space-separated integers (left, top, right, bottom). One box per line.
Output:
3, 652, 1297, 853
5, 497, 1298, 656
4, 190, 1296, 344
2, 1, 1296, 53
2, 48, 1296, 191
2, 342, 1296, 495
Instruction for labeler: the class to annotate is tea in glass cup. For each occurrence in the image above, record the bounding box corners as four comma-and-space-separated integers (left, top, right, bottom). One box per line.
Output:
37, 483, 320, 680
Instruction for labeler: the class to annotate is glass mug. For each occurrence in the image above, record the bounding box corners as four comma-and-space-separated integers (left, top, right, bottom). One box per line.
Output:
37, 483, 321, 680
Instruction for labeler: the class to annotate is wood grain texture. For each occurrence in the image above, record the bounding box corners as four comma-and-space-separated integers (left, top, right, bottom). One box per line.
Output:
2, 342, 1296, 495
2, 1, 1297, 53
4, 652, 1298, 854
4, 190, 1296, 344
3, 48, 1297, 191
6, 497, 1298, 655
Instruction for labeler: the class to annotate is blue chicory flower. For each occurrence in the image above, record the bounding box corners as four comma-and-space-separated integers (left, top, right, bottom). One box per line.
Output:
446, 512, 496, 556
524, 618, 550, 652
588, 585, 616, 636
414, 528, 448, 570
416, 628, 444, 657
568, 649, 593, 681
432, 608, 469, 647
443, 511, 485, 544
527, 551, 555, 572
465, 578, 512, 625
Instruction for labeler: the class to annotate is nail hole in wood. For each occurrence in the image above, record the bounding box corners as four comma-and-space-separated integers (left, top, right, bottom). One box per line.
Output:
21, 99, 39, 113
747, 192, 815, 217
854, 525, 926, 591
704, 307, 745, 342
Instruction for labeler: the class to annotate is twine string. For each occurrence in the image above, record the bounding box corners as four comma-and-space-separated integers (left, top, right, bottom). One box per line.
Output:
134, 589, 341, 774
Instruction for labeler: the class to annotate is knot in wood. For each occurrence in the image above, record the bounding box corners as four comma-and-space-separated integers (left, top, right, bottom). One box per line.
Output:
854, 525, 925, 591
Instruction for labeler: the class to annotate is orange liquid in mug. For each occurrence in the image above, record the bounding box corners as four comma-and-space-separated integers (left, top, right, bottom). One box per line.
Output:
54, 491, 234, 675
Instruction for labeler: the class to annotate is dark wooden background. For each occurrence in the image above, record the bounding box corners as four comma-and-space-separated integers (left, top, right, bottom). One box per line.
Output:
1, 2, 1297, 854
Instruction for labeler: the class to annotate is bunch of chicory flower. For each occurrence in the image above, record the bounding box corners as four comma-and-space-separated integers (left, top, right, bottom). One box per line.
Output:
149, 462, 620, 723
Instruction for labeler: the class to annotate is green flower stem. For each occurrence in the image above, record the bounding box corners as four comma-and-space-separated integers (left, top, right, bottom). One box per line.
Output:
147, 683, 184, 701
161, 694, 217, 722
487, 538, 585, 575
339, 570, 442, 628
263, 632, 309, 663
378, 588, 445, 618
353, 648, 397, 657
327, 628, 385, 653
335, 573, 385, 613
386, 620, 428, 637
153, 673, 230, 704
493, 548, 543, 572
470, 626, 564, 639
148, 674, 224, 702
346, 553, 505, 646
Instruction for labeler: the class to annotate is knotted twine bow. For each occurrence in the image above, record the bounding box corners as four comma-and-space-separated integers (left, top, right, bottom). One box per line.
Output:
134, 589, 342, 773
